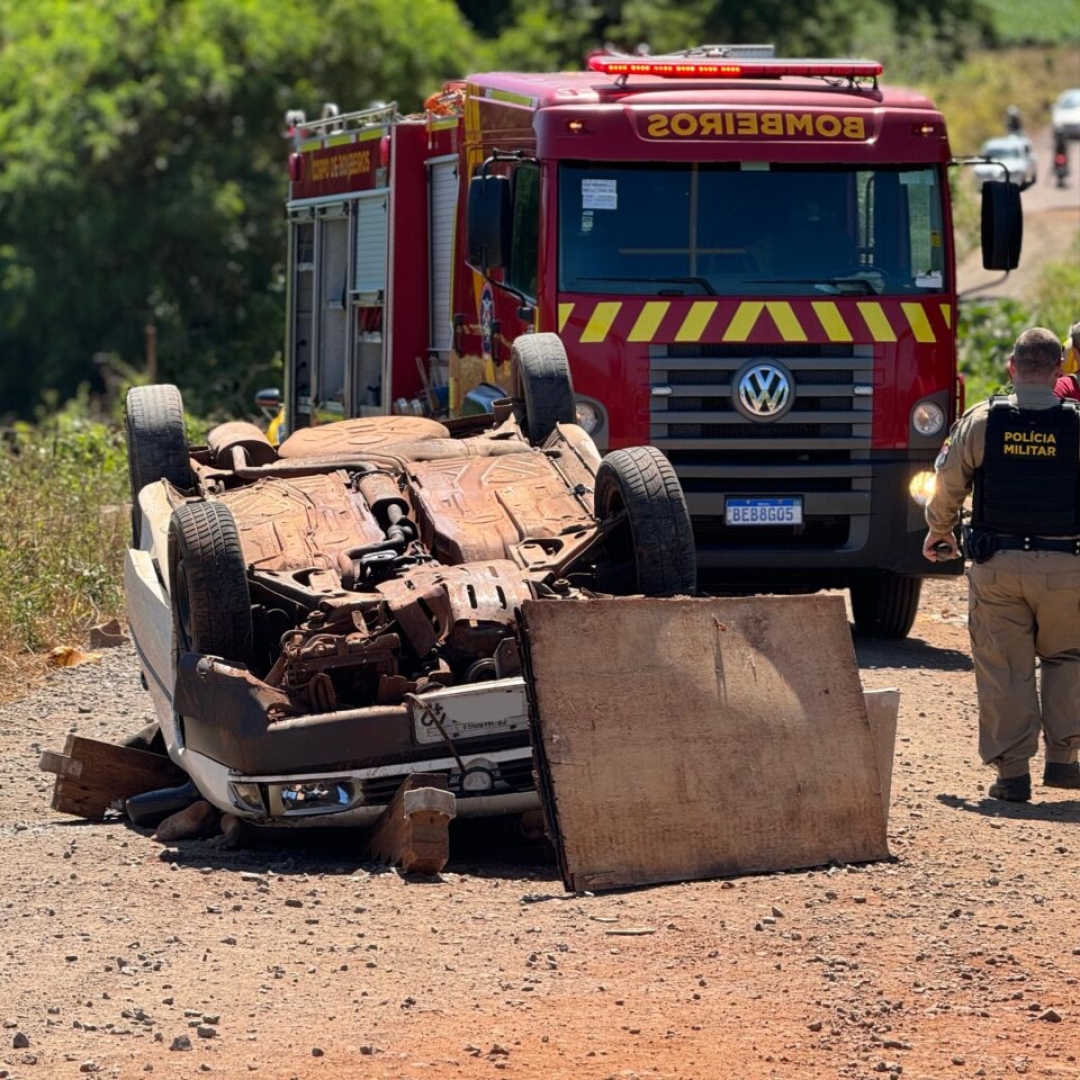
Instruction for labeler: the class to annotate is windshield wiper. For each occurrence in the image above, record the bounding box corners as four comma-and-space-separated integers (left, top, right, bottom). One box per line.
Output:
750, 277, 880, 296
576, 276, 717, 296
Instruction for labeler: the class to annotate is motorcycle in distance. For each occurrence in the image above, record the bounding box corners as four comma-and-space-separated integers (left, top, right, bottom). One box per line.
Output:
1053, 132, 1070, 189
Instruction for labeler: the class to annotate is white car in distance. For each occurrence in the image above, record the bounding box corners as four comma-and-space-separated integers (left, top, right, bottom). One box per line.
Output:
973, 134, 1038, 189
1052, 88, 1080, 140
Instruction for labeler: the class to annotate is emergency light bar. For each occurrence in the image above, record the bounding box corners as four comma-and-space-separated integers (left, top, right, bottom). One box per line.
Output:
588, 55, 882, 80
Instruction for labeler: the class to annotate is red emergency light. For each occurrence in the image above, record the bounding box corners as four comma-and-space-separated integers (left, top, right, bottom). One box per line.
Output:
587, 55, 882, 80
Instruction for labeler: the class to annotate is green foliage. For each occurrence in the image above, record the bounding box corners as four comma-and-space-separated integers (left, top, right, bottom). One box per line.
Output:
980, 0, 1080, 45
1031, 233, 1080, 336
0, 0, 479, 421
914, 47, 1080, 156
481, 0, 996, 69
956, 297, 1030, 403
0, 403, 130, 681
956, 235, 1080, 406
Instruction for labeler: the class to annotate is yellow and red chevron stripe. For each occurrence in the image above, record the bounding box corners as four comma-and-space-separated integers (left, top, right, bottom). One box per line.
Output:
556, 298, 954, 346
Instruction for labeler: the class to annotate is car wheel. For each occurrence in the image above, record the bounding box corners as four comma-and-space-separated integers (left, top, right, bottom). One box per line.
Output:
126, 384, 192, 545
511, 334, 576, 445
594, 446, 697, 597
167, 500, 252, 662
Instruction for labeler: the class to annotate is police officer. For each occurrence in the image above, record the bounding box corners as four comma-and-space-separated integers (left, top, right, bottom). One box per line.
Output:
924, 327, 1080, 802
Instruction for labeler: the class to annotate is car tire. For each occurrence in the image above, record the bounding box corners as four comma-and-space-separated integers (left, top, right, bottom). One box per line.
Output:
126, 384, 192, 545
850, 573, 921, 638
120, 721, 168, 757
594, 446, 697, 597
167, 500, 252, 663
511, 333, 576, 445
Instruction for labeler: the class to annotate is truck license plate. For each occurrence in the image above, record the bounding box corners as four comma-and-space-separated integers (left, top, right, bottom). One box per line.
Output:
725, 497, 803, 526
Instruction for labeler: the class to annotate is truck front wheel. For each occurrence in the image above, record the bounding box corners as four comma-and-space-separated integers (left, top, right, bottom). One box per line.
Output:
594, 446, 697, 597
850, 573, 922, 638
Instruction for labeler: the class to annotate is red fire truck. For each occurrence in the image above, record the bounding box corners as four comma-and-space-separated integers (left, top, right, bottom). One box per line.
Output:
279, 45, 1022, 637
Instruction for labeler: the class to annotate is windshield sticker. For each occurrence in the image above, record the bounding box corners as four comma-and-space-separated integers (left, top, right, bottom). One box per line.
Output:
582, 179, 617, 211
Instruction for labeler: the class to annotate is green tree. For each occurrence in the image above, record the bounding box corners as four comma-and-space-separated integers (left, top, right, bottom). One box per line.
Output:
481, 0, 996, 72
0, 0, 478, 419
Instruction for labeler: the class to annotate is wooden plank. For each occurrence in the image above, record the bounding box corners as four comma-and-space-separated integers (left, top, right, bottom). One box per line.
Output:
38, 751, 82, 780
364, 773, 455, 874
863, 688, 900, 824
521, 595, 892, 893
39, 735, 186, 820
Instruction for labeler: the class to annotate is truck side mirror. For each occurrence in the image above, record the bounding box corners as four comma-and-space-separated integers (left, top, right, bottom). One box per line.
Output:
255, 387, 282, 411
467, 174, 511, 270
981, 180, 1023, 271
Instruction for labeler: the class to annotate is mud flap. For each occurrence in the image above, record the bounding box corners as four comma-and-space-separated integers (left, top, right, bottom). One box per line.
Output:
520, 595, 895, 892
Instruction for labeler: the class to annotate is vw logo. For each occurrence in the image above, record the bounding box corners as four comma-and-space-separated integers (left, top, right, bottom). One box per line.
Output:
734, 362, 794, 421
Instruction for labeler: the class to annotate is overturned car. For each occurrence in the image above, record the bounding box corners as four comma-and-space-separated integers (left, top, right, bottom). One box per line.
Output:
123, 338, 697, 827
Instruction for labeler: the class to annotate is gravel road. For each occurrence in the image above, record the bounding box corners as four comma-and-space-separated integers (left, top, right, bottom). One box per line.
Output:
2, 141, 1078, 1080
3, 575, 1080, 1080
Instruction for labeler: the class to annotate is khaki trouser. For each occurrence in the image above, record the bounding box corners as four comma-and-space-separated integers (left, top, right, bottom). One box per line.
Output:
968, 549, 1080, 778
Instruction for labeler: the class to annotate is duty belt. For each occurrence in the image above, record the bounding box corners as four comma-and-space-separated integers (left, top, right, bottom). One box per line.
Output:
993, 534, 1080, 555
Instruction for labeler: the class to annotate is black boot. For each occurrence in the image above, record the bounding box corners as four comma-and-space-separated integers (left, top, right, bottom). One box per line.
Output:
988, 773, 1031, 802
1043, 762, 1080, 789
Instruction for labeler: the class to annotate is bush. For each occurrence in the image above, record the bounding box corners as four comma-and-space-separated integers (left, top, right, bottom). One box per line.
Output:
0, 404, 129, 701
956, 237, 1080, 409
1032, 233, 1080, 338
956, 297, 1031, 405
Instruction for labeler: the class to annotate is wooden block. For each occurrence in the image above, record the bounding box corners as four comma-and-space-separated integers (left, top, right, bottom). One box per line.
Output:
38, 751, 82, 780
39, 734, 186, 820
365, 773, 455, 874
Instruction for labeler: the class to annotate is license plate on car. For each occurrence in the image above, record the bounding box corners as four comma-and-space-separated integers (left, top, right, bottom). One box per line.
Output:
725, 497, 803, 526
410, 682, 529, 745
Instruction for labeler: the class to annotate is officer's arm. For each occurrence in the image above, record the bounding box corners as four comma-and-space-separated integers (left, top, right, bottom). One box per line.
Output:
922, 530, 961, 562
923, 412, 978, 561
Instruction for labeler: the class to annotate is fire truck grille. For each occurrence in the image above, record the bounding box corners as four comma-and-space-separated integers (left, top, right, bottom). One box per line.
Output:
649, 344, 875, 550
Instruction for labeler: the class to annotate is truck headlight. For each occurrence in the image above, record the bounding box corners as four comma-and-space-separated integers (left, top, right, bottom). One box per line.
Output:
912, 401, 945, 437
909, 470, 937, 506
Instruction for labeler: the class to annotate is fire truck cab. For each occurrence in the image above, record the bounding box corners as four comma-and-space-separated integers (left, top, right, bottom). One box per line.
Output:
281, 46, 1023, 638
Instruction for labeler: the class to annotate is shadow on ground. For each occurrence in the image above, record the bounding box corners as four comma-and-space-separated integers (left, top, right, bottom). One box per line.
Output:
937, 791, 1080, 822
855, 633, 973, 673
139, 814, 561, 884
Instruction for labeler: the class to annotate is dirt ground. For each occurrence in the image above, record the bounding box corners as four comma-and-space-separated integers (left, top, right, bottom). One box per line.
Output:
3, 138, 1078, 1080
3, 572, 1080, 1080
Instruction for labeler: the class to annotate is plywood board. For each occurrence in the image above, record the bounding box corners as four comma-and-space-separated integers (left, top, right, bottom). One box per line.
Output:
521, 595, 891, 892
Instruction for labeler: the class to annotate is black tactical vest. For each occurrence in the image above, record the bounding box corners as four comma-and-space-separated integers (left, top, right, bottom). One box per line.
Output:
972, 398, 1080, 534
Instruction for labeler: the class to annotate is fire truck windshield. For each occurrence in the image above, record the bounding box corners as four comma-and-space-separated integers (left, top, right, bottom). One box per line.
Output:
558, 162, 946, 298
